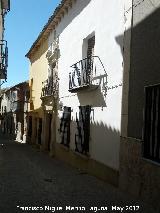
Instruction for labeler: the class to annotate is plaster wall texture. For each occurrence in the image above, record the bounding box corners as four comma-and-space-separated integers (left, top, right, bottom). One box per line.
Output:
120, 136, 160, 210
133, 0, 160, 26
48, 0, 125, 170
29, 40, 48, 110
119, 0, 132, 137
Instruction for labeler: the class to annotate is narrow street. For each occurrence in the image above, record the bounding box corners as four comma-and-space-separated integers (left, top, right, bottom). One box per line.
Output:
0, 135, 157, 213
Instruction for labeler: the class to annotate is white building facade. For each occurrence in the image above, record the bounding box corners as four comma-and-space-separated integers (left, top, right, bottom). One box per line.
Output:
45, 0, 126, 184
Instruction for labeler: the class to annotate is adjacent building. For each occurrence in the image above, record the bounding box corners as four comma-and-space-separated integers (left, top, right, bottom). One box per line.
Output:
118, 0, 160, 208
0, 81, 30, 142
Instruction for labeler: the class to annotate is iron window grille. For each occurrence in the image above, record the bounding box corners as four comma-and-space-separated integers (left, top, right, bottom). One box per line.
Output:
75, 105, 91, 155
143, 84, 160, 163
41, 73, 59, 99
59, 106, 71, 147
69, 56, 106, 92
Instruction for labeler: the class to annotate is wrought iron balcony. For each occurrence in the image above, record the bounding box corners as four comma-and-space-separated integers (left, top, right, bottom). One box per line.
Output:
41, 75, 59, 99
69, 56, 106, 93
0, 40, 8, 80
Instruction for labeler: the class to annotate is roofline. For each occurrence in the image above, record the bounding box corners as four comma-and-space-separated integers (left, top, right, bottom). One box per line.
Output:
3, 81, 29, 93
10, 80, 29, 89
25, 0, 75, 59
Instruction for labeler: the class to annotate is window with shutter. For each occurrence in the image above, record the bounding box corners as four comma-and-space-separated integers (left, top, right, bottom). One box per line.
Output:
143, 84, 160, 163
75, 105, 91, 155
59, 106, 71, 147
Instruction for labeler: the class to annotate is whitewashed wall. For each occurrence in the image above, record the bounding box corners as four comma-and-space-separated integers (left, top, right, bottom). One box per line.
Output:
48, 0, 125, 170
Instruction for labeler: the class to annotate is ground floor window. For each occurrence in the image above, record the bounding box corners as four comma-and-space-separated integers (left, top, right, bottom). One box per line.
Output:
59, 107, 71, 147
75, 105, 91, 155
143, 84, 160, 163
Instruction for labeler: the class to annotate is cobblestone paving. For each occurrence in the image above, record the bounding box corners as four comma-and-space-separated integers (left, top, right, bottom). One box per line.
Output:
0, 134, 158, 213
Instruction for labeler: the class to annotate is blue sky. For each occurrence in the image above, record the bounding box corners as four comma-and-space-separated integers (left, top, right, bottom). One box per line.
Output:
2, 0, 61, 88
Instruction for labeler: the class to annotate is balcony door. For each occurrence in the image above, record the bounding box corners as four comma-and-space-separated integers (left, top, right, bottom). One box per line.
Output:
86, 36, 95, 84
75, 105, 91, 155
87, 36, 95, 58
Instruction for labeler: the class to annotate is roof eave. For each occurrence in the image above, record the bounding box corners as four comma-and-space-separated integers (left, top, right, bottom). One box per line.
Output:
25, 0, 74, 59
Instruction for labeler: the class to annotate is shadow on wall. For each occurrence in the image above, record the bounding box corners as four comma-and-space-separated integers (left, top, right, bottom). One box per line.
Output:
77, 87, 106, 107
26, 106, 44, 145
115, 6, 160, 139
57, 112, 120, 168
90, 120, 120, 167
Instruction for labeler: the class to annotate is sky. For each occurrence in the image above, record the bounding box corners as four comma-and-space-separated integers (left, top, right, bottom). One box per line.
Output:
2, 0, 61, 88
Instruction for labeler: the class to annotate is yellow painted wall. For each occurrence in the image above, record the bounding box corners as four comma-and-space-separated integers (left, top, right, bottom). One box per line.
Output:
29, 39, 48, 110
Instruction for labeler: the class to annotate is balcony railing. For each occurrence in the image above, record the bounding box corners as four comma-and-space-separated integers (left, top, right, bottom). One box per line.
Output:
69, 56, 106, 92
41, 76, 59, 99
0, 40, 8, 80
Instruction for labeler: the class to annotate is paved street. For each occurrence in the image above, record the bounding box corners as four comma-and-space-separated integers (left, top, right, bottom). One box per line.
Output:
0, 134, 157, 213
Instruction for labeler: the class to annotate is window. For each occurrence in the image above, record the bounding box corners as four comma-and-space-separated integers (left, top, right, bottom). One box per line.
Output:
75, 105, 91, 155
59, 107, 71, 147
25, 90, 30, 102
87, 35, 95, 58
143, 84, 160, 163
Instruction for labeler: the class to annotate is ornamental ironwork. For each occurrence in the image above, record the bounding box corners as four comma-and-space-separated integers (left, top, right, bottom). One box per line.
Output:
41, 71, 59, 99
59, 106, 71, 147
